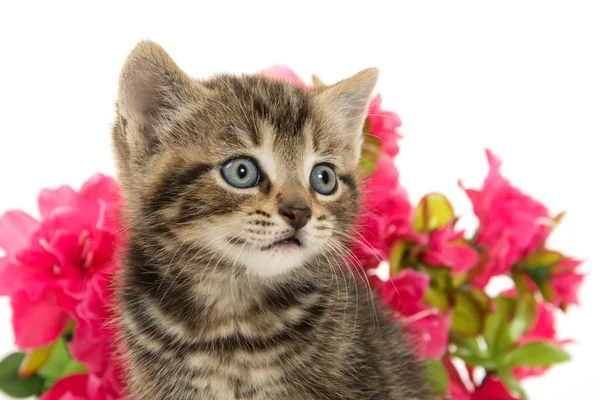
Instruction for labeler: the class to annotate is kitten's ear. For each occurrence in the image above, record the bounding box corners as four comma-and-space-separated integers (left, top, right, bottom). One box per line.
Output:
117, 40, 204, 153
314, 68, 379, 162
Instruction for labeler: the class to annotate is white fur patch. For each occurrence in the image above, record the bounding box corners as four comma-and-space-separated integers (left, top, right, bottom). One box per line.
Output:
198, 214, 330, 278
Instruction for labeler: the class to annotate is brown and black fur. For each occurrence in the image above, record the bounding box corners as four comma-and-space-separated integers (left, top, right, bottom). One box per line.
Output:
112, 41, 433, 399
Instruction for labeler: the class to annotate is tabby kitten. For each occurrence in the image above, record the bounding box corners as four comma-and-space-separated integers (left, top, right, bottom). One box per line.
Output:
113, 41, 432, 400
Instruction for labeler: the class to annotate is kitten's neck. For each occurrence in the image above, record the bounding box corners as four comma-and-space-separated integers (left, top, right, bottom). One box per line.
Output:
123, 238, 349, 342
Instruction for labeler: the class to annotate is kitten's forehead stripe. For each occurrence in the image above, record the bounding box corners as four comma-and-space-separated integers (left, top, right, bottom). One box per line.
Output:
205, 75, 310, 138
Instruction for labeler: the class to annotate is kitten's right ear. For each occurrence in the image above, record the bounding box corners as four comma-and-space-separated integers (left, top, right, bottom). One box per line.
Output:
117, 40, 204, 153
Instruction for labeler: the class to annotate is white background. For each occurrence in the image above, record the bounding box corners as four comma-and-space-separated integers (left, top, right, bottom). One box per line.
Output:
0, 1, 598, 399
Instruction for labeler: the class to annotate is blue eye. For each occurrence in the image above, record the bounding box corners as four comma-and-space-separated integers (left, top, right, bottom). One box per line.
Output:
310, 164, 337, 195
221, 158, 260, 188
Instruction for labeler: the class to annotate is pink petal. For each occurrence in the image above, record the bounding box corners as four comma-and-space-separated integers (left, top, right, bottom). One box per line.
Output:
87, 369, 124, 400
557, 258, 583, 270
552, 272, 584, 306
519, 302, 557, 344
96, 199, 119, 232
484, 148, 504, 184
443, 245, 479, 275
366, 93, 403, 157
40, 374, 88, 400
366, 155, 400, 190
445, 358, 471, 399
78, 174, 120, 209
382, 270, 430, 309
420, 250, 445, 267
0, 257, 12, 296
77, 174, 120, 227
11, 290, 71, 349
0, 210, 39, 254
48, 231, 81, 266
428, 226, 450, 248
408, 311, 451, 359
513, 365, 549, 380
260, 65, 306, 87
473, 376, 518, 400
38, 185, 77, 220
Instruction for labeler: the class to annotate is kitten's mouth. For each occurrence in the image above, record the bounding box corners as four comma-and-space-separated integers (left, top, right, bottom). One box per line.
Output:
261, 236, 301, 251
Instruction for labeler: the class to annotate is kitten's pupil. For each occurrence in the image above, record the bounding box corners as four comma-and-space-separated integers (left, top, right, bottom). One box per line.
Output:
320, 171, 330, 185
238, 165, 247, 179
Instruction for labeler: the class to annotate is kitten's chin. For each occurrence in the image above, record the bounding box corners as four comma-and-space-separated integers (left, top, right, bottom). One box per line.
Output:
221, 241, 312, 278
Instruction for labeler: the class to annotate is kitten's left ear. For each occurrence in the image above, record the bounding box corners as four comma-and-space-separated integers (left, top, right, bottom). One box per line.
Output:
314, 68, 379, 162
117, 40, 206, 155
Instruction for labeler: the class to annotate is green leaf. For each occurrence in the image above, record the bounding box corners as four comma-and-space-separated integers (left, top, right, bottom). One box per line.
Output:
427, 267, 450, 289
452, 346, 497, 370
483, 296, 515, 356
425, 286, 450, 312
17, 342, 56, 378
389, 240, 407, 275
508, 294, 537, 344
413, 193, 455, 233
451, 291, 484, 335
38, 337, 87, 391
423, 358, 448, 396
521, 250, 564, 269
466, 287, 491, 313
501, 341, 571, 370
511, 271, 529, 298
359, 134, 382, 176
523, 265, 552, 284
450, 332, 481, 354
0, 352, 44, 398
498, 368, 528, 399
538, 280, 556, 303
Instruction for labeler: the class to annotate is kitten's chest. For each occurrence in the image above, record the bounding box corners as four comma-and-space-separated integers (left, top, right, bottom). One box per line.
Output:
181, 300, 325, 399
184, 338, 289, 400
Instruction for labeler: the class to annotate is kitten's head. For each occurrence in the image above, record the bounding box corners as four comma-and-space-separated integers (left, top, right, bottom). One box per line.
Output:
113, 41, 378, 278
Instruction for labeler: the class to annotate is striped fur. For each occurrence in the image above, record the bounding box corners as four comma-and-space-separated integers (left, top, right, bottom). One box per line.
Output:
112, 41, 433, 399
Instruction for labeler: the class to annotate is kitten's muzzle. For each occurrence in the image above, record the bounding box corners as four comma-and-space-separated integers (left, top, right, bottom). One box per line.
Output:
261, 235, 302, 251
279, 205, 311, 230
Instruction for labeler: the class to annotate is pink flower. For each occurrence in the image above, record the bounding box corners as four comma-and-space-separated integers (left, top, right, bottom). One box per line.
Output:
472, 376, 519, 400
366, 94, 402, 157
549, 258, 585, 307
0, 174, 121, 348
41, 372, 121, 400
354, 155, 425, 271
513, 301, 569, 380
444, 358, 472, 400
261, 65, 307, 88
460, 150, 551, 288
445, 358, 518, 399
517, 301, 559, 346
69, 268, 125, 398
40, 374, 88, 400
86, 370, 123, 400
378, 270, 450, 359
421, 224, 479, 275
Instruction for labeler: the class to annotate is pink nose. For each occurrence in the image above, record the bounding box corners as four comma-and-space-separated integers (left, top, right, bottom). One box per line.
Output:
279, 205, 312, 230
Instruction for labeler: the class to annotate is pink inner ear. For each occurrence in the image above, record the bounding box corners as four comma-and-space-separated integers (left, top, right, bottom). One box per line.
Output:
119, 67, 179, 153
128, 73, 166, 117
